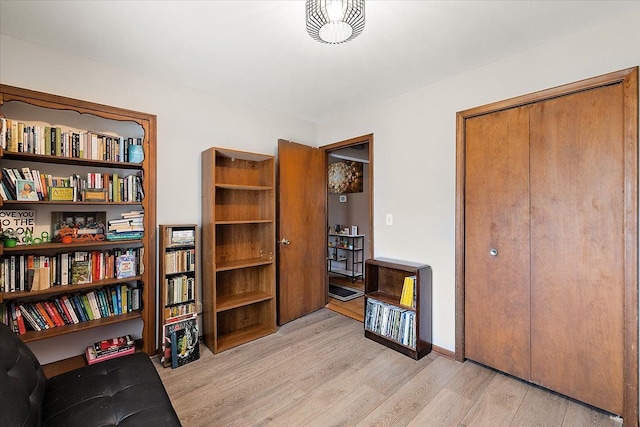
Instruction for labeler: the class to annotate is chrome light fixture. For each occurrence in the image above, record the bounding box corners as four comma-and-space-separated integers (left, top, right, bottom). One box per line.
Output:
306, 0, 365, 44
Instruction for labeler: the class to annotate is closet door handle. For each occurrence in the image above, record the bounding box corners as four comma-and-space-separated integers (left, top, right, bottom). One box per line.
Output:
279, 238, 291, 245
489, 248, 498, 256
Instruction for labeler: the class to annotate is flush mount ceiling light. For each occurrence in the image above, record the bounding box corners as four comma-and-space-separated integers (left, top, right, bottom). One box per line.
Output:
306, 0, 365, 44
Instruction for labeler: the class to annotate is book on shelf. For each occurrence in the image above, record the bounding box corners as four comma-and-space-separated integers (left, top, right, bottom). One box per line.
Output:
365, 298, 416, 348
399, 276, 416, 308
0, 118, 144, 164
115, 254, 136, 279
5, 303, 28, 335
48, 186, 74, 201
164, 249, 196, 274
0, 248, 141, 291
164, 302, 196, 321
128, 144, 144, 164
106, 231, 144, 241
29, 267, 51, 291
120, 210, 144, 219
165, 275, 195, 305
169, 228, 195, 246
0, 282, 142, 334
108, 210, 145, 234
71, 260, 91, 284
18, 304, 40, 332
1, 168, 143, 202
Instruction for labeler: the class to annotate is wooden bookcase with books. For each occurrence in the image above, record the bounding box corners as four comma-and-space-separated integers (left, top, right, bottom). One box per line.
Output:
158, 224, 198, 367
364, 258, 432, 359
0, 85, 156, 368
201, 147, 276, 354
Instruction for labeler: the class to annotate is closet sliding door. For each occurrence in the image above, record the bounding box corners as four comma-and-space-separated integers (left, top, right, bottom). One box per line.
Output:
457, 67, 637, 422
464, 106, 531, 381
530, 84, 625, 414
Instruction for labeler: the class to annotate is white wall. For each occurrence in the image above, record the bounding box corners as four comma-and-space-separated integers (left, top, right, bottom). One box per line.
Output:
0, 35, 317, 363
0, 35, 317, 224
2, 8, 639, 360
317, 11, 640, 353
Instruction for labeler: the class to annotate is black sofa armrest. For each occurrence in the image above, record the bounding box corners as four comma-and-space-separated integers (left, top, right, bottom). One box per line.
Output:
0, 323, 47, 427
0, 323, 181, 427
43, 352, 181, 427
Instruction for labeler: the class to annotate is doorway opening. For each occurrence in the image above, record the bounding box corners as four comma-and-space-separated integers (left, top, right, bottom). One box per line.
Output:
321, 134, 373, 322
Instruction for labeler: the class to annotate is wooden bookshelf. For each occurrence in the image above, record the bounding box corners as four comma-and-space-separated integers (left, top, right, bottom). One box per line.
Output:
0, 84, 156, 363
158, 224, 198, 365
201, 147, 276, 353
364, 258, 432, 359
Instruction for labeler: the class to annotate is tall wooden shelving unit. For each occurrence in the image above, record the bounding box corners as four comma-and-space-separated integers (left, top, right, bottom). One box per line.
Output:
201, 147, 276, 353
0, 85, 156, 366
158, 224, 198, 358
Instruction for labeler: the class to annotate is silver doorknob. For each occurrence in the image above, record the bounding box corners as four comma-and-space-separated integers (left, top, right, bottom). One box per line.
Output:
279, 238, 291, 245
489, 248, 498, 256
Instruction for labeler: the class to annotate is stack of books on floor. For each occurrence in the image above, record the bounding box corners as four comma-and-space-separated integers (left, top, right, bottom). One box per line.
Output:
106, 210, 144, 241
85, 334, 135, 365
161, 312, 199, 369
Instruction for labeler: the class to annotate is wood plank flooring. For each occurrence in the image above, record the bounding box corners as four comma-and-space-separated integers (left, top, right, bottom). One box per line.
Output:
326, 275, 365, 322
155, 309, 620, 427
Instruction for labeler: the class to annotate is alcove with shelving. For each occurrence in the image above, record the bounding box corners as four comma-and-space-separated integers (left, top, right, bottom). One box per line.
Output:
0, 85, 156, 371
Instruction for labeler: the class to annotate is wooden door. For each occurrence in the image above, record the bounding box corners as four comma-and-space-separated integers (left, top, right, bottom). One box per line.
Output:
277, 139, 327, 324
464, 106, 532, 380
530, 85, 625, 415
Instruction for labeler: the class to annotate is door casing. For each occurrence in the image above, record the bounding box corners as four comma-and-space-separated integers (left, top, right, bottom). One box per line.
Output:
321, 134, 375, 297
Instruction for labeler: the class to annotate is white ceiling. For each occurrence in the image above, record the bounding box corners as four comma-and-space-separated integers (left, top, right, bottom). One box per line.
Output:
1, 1, 639, 123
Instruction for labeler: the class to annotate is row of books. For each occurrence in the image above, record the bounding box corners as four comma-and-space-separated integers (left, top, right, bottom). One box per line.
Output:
166, 227, 196, 246
164, 248, 196, 274
166, 274, 195, 306
161, 313, 199, 369
0, 118, 143, 163
365, 298, 417, 348
0, 284, 141, 334
0, 167, 144, 202
0, 248, 142, 293
108, 210, 144, 234
86, 334, 135, 365
106, 231, 144, 241
164, 301, 195, 321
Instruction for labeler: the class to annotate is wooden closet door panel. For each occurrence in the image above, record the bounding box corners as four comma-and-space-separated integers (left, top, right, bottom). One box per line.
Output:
464, 106, 531, 380
530, 84, 624, 415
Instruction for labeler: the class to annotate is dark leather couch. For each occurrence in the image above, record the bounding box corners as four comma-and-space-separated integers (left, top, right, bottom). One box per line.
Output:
0, 323, 181, 427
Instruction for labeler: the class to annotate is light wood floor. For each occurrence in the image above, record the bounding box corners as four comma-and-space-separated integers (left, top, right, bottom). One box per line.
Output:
155, 309, 619, 427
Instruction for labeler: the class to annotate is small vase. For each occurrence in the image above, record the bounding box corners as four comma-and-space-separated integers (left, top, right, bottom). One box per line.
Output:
3, 238, 17, 248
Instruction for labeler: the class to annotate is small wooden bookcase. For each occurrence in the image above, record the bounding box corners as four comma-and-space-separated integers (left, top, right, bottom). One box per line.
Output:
364, 258, 432, 359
